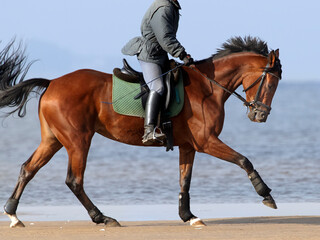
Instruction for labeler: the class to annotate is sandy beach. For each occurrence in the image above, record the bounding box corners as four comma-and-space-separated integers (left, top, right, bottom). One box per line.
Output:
1, 216, 319, 240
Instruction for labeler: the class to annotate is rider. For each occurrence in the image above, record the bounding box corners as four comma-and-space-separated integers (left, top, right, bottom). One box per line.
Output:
122, 0, 194, 145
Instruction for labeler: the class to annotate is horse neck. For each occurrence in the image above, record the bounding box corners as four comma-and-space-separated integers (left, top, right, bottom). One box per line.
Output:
195, 53, 266, 101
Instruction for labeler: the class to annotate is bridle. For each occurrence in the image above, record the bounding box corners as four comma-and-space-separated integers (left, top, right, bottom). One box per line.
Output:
242, 62, 281, 116
188, 61, 281, 115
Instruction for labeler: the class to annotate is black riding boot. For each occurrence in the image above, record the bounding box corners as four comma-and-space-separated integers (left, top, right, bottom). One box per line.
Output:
142, 91, 166, 145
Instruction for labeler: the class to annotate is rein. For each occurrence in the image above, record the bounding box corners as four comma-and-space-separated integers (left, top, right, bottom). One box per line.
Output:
188, 66, 252, 107
188, 62, 281, 115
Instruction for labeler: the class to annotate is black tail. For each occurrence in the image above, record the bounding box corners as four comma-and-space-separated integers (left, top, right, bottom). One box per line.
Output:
0, 40, 50, 117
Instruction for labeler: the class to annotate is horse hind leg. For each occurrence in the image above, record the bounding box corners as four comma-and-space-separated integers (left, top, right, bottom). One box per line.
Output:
64, 137, 120, 227
4, 138, 62, 228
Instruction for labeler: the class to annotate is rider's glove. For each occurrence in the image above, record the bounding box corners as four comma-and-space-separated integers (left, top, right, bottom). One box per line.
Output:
179, 51, 194, 66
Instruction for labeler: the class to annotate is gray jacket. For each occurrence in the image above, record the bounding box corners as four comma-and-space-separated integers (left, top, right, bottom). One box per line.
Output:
121, 0, 185, 66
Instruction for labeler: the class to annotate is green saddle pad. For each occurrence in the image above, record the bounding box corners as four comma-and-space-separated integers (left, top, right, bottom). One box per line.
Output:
112, 74, 184, 118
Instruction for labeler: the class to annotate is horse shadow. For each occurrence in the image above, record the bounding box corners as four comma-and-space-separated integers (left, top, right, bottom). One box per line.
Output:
205, 216, 320, 226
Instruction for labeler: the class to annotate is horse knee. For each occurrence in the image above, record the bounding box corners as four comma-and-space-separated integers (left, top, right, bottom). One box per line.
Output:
238, 157, 254, 172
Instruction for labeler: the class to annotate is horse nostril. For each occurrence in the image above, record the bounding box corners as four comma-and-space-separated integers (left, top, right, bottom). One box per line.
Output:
247, 111, 256, 121
257, 112, 268, 122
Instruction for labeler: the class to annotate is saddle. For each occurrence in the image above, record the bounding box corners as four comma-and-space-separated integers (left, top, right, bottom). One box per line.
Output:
113, 59, 179, 111
113, 59, 182, 151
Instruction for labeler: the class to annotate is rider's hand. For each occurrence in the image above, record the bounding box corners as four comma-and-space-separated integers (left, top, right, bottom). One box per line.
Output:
179, 51, 194, 66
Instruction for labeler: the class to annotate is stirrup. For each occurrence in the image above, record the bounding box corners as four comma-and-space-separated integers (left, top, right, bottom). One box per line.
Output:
153, 127, 166, 143
142, 126, 166, 145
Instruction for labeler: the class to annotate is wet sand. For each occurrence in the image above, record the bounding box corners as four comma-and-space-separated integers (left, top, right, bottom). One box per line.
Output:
1, 216, 319, 240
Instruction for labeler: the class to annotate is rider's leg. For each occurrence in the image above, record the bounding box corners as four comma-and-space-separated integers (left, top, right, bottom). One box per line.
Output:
139, 60, 165, 95
139, 60, 166, 145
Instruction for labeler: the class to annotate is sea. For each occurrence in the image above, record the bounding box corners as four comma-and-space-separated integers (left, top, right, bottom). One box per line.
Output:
0, 81, 319, 221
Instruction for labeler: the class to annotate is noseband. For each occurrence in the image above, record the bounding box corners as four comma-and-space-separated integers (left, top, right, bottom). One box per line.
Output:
242, 63, 281, 116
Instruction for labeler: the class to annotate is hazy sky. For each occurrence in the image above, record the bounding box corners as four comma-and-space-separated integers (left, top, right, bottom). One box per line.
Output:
1, 0, 319, 81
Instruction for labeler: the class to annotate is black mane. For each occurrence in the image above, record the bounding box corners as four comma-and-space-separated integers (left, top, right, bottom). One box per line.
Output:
212, 36, 269, 60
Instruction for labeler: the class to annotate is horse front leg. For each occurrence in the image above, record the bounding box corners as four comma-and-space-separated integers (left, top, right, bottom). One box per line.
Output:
179, 144, 206, 227
204, 137, 277, 209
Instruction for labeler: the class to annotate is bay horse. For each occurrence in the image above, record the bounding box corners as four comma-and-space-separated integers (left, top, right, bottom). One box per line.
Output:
0, 36, 282, 228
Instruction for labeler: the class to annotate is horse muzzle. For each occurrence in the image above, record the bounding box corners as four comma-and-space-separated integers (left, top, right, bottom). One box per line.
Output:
247, 102, 271, 123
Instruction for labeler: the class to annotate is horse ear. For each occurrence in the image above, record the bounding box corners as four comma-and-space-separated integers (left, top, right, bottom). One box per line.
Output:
275, 49, 280, 58
268, 50, 276, 66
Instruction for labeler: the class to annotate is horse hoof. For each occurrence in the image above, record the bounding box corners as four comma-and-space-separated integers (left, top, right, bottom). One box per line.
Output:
262, 195, 277, 209
190, 217, 206, 227
105, 219, 121, 227
4, 213, 25, 228
10, 220, 25, 228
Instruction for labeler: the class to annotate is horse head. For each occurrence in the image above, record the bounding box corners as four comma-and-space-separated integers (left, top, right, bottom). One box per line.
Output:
242, 49, 282, 122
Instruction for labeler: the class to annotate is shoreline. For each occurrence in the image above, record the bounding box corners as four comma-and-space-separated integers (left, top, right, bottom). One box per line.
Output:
1, 203, 319, 240
1, 216, 320, 240
1, 203, 319, 222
